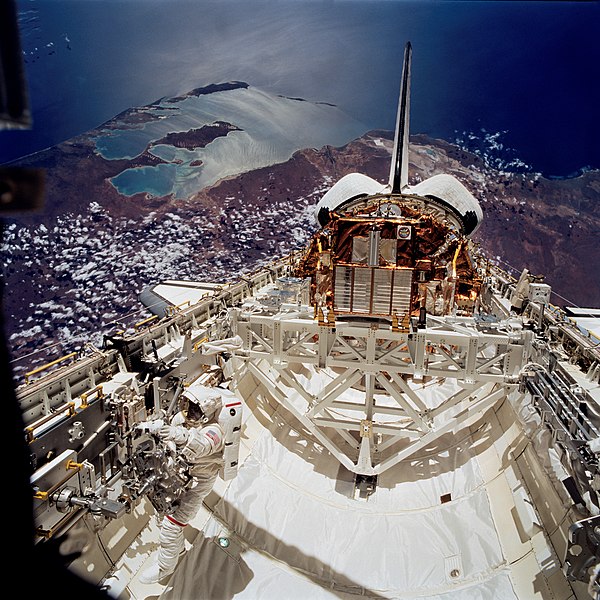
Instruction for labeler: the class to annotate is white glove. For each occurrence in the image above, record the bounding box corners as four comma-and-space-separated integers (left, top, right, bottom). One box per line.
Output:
137, 419, 165, 434
589, 438, 600, 454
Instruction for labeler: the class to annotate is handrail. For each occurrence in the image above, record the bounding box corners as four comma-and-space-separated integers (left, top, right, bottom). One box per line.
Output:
134, 315, 158, 330
80, 385, 104, 408
165, 300, 191, 317
25, 402, 76, 443
25, 352, 78, 385
17, 252, 295, 390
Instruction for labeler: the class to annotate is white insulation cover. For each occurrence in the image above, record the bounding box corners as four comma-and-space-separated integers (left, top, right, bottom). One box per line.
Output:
314, 173, 386, 222
161, 397, 519, 599
151, 282, 212, 307
407, 173, 483, 235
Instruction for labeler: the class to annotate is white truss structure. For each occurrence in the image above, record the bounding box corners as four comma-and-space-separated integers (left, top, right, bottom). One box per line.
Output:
234, 306, 533, 475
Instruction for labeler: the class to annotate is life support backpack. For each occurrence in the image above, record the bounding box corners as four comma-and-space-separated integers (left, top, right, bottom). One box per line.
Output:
217, 391, 243, 481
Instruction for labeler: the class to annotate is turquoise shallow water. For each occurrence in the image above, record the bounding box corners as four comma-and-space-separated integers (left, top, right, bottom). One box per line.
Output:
100, 87, 367, 199
110, 163, 178, 197
94, 129, 156, 161
7, 0, 600, 176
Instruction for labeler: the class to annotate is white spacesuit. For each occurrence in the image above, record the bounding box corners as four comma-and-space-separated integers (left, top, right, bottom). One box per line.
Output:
137, 385, 226, 585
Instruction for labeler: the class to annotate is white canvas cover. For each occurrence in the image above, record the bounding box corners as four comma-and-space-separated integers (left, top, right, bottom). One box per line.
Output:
157, 379, 559, 599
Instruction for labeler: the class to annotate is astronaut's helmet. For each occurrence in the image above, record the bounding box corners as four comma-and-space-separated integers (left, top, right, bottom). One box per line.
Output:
180, 385, 222, 426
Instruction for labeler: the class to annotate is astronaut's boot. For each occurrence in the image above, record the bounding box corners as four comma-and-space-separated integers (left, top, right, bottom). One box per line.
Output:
139, 516, 186, 584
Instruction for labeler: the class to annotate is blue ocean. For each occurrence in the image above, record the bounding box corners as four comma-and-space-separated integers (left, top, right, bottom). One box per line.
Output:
3, 0, 599, 177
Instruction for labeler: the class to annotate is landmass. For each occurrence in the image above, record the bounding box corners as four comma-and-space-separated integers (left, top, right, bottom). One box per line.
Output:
100, 107, 167, 131
8, 118, 243, 218
188, 131, 600, 312
2, 89, 599, 382
278, 95, 336, 107
149, 122, 241, 151
163, 81, 250, 104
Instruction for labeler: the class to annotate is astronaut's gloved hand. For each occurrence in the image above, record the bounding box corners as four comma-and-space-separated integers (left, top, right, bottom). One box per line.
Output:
137, 419, 165, 435
158, 424, 189, 445
589, 437, 600, 455
157, 425, 176, 439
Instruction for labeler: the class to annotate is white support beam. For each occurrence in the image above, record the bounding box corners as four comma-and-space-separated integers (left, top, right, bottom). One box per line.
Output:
409, 331, 427, 378
273, 321, 282, 357
335, 335, 366, 362
249, 328, 274, 353
247, 361, 356, 472
356, 372, 376, 472
277, 368, 319, 409
388, 372, 429, 413
435, 346, 465, 371
464, 337, 479, 384
428, 382, 486, 420
375, 373, 429, 432
373, 386, 508, 475
307, 369, 364, 418
236, 309, 530, 475
357, 434, 372, 473
313, 416, 414, 437
323, 408, 360, 450
331, 399, 410, 418
476, 352, 506, 376
375, 340, 410, 364
282, 331, 318, 358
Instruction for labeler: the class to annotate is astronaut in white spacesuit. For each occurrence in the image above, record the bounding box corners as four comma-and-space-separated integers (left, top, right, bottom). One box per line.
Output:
137, 385, 226, 585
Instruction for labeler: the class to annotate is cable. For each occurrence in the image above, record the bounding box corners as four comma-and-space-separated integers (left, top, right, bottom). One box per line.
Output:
493, 256, 582, 308
10, 339, 72, 364
9, 294, 174, 365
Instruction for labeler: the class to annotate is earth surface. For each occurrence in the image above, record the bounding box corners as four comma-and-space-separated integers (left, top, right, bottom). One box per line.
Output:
2, 83, 599, 382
